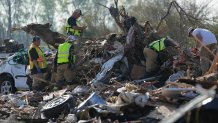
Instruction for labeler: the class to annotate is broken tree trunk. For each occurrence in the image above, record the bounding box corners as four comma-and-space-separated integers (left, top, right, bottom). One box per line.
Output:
12, 23, 67, 48
97, 0, 130, 33
124, 24, 146, 65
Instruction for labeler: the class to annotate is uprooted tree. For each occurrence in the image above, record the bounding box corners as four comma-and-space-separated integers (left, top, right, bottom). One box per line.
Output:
97, 0, 189, 67
12, 23, 67, 48
95, 0, 213, 81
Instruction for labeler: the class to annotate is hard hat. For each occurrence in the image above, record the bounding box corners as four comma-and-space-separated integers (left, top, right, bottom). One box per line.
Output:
68, 35, 76, 42
33, 36, 41, 42
9, 39, 15, 43
187, 27, 194, 37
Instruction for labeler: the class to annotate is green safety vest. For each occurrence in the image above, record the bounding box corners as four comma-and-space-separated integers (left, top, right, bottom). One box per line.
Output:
57, 42, 76, 64
149, 38, 166, 52
65, 18, 81, 36
28, 44, 47, 69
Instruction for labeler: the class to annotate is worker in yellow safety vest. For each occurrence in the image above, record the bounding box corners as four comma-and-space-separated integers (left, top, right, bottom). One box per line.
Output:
65, 9, 87, 55
54, 36, 77, 89
143, 37, 180, 76
28, 36, 48, 91
65, 9, 87, 37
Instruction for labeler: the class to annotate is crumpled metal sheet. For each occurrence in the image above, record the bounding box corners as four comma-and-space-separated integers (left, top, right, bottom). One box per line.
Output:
91, 53, 124, 84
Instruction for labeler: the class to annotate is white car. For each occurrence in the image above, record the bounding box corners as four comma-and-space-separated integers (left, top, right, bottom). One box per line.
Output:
0, 50, 30, 95
0, 48, 54, 95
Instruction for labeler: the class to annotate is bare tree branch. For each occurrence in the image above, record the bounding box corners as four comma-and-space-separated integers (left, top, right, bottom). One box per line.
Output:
156, 1, 199, 31
156, 1, 174, 31
173, 1, 197, 25
96, 2, 109, 9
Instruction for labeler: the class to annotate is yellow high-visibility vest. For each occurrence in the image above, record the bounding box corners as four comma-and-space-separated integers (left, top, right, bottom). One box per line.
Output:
65, 18, 81, 36
149, 38, 166, 52
28, 44, 47, 69
57, 42, 73, 63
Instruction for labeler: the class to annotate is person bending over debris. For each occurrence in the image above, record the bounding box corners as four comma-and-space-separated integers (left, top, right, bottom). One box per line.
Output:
143, 37, 180, 77
54, 36, 77, 89
28, 36, 48, 91
188, 27, 217, 75
65, 9, 87, 39
65, 9, 87, 55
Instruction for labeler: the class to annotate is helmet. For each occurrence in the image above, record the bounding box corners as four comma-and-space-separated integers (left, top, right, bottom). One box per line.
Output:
9, 39, 15, 43
67, 35, 76, 42
33, 36, 41, 42
187, 27, 194, 37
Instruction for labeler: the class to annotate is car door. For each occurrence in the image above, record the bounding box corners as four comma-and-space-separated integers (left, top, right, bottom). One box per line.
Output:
8, 54, 29, 90
10, 61, 29, 89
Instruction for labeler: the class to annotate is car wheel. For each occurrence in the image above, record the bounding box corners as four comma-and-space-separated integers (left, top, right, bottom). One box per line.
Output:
0, 76, 16, 95
41, 95, 75, 119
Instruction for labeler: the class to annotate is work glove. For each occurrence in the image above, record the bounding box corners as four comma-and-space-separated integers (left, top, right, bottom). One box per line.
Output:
36, 67, 41, 77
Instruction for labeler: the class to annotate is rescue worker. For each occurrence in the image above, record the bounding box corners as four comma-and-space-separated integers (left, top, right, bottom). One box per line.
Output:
28, 36, 47, 91
143, 37, 180, 76
65, 9, 86, 38
188, 27, 217, 75
54, 36, 76, 89
66, 9, 87, 55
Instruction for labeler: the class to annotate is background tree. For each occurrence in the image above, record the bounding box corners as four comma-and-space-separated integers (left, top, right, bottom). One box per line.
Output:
6, 0, 12, 39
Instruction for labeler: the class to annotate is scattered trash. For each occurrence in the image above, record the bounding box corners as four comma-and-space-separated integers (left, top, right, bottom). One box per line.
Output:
72, 86, 90, 95
76, 92, 106, 113
167, 71, 185, 82
65, 114, 77, 123
91, 53, 124, 85
116, 91, 149, 107
41, 95, 75, 119
161, 87, 195, 97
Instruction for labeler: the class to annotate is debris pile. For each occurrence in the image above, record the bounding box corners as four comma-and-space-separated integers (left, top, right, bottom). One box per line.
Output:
1, 1, 218, 123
